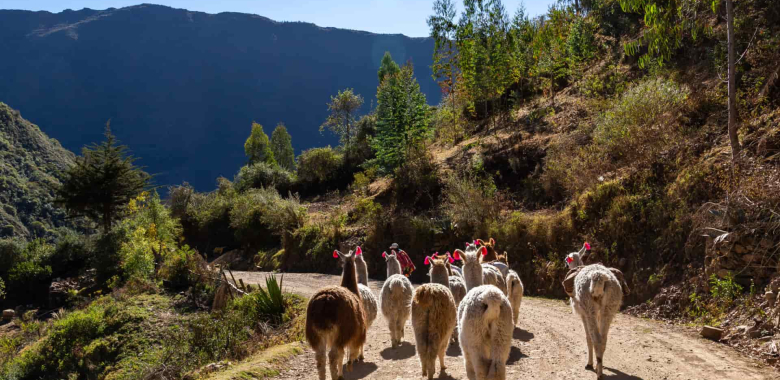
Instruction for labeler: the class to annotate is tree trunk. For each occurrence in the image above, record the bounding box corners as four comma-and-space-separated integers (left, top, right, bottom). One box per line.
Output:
726, 0, 740, 160
103, 208, 112, 234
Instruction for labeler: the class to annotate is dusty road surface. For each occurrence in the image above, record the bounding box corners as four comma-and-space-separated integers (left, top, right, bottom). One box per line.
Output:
234, 271, 776, 380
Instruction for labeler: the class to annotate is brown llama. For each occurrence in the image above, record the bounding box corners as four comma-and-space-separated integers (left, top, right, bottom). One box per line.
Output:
305, 250, 367, 380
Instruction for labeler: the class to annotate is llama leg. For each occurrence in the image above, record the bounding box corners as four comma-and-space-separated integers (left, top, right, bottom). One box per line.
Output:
314, 342, 327, 380
438, 340, 448, 371
328, 347, 341, 380
395, 318, 406, 344
580, 313, 594, 370
473, 356, 490, 380
586, 313, 604, 378
595, 312, 616, 379
347, 344, 360, 371
463, 351, 476, 380
421, 353, 429, 378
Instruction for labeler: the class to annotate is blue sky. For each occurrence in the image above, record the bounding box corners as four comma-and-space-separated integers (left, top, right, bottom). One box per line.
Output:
3, 0, 557, 37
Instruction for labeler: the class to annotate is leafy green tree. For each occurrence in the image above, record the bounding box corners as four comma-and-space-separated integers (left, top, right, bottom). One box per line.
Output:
373, 63, 430, 172
377, 52, 401, 84
56, 123, 151, 233
320, 88, 364, 150
244, 122, 276, 166
428, 0, 459, 96
270, 123, 296, 171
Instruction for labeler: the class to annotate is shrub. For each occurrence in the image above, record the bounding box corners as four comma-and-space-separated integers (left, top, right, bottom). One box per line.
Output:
234, 162, 296, 194
93, 229, 128, 286
158, 245, 208, 291
50, 233, 91, 278
229, 188, 307, 250
0, 277, 5, 300
442, 170, 500, 238
392, 146, 441, 210
350, 166, 378, 195
296, 146, 343, 184
594, 77, 689, 161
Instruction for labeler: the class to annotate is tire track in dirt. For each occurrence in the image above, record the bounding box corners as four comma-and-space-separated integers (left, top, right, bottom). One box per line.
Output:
233, 271, 776, 380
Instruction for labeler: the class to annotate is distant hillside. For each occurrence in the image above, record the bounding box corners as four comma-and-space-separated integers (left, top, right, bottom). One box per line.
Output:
0, 102, 78, 239
0, 4, 439, 190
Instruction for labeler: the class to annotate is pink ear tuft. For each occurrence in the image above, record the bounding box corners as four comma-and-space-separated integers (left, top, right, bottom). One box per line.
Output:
447, 252, 455, 264
480, 246, 488, 256
424, 256, 431, 265
566, 256, 573, 263
584, 242, 591, 250
333, 250, 339, 258
356, 246, 362, 256
476, 239, 484, 246
453, 251, 461, 261
473, 240, 477, 246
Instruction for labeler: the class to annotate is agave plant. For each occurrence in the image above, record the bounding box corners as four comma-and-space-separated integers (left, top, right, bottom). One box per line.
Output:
253, 274, 286, 324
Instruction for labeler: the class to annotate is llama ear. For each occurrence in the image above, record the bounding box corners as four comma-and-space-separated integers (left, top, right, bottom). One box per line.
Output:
490, 238, 495, 246
382, 251, 387, 259
356, 246, 362, 256
476, 239, 483, 246
584, 242, 591, 251
480, 246, 488, 256
566, 256, 574, 263
333, 250, 340, 259
424, 256, 431, 265
446, 252, 455, 263
453, 250, 463, 261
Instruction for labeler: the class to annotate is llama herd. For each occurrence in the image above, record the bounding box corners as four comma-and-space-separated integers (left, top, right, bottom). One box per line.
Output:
305, 239, 626, 380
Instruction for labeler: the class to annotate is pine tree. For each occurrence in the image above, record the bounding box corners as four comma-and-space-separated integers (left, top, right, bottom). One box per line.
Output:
270, 123, 296, 171
244, 122, 276, 165
373, 63, 430, 172
428, 0, 459, 97
377, 52, 401, 84
320, 89, 364, 150
56, 123, 151, 233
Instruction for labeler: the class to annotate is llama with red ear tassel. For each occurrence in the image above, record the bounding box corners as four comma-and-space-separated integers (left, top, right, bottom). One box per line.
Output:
336, 246, 377, 361
427, 253, 467, 308
454, 243, 507, 294
414, 254, 458, 379
380, 250, 413, 348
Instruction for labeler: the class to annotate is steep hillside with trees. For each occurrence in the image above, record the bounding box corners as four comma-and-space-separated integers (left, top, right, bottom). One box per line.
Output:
0, 102, 79, 240
0, 4, 439, 190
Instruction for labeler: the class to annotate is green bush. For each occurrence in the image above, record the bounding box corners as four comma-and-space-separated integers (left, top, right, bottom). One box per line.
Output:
594, 77, 689, 160
296, 146, 343, 184
234, 162, 296, 194
158, 245, 208, 291
50, 233, 91, 278
0, 277, 5, 300
229, 188, 307, 250
92, 229, 128, 286
392, 147, 441, 210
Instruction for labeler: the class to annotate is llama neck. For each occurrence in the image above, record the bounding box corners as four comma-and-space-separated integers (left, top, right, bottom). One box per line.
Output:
356, 260, 368, 286
341, 261, 360, 295
430, 266, 449, 287
463, 261, 483, 291
387, 260, 402, 277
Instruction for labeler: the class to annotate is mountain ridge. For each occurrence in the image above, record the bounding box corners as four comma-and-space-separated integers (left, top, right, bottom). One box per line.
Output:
0, 3, 440, 190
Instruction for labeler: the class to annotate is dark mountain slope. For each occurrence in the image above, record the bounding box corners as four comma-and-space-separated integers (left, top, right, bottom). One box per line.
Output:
0, 4, 439, 190
0, 102, 77, 239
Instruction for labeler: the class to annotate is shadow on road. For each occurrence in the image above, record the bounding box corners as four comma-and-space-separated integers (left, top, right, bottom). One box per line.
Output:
344, 361, 378, 379
506, 346, 528, 365
436, 370, 460, 380
379, 341, 415, 360
605, 367, 644, 380
513, 327, 534, 342
446, 341, 462, 357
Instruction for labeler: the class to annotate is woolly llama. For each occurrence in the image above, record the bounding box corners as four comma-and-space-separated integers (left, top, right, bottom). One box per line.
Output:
458, 285, 514, 380
505, 270, 524, 326
429, 253, 466, 307
412, 275, 457, 379
454, 243, 507, 294
306, 250, 367, 380
567, 261, 623, 379
380, 251, 413, 348
336, 246, 377, 361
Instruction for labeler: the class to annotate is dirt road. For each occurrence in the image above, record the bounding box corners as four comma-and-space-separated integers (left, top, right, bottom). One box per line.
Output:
233, 272, 776, 380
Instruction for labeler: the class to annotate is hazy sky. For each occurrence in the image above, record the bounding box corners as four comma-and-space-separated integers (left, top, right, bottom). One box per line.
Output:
3, 0, 558, 37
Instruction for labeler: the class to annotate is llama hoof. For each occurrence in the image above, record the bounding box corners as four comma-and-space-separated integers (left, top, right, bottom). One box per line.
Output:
346, 362, 353, 372
585, 364, 594, 371
358, 355, 364, 362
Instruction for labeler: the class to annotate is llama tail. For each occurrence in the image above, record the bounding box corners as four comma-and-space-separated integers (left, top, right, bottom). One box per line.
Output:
481, 292, 503, 323
590, 272, 607, 299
